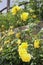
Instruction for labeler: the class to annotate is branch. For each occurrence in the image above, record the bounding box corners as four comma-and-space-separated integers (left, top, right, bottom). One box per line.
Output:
0, 7, 7, 12
0, 1, 29, 12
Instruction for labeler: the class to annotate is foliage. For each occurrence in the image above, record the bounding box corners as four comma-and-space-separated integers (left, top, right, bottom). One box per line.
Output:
29, 0, 43, 20
0, 23, 43, 65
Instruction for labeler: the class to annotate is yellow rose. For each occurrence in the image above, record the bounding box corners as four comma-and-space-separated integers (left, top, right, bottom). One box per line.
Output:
11, 6, 21, 15
21, 12, 29, 21
21, 53, 31, 62
18, 42, 28, 55
18, 48, 27, 57
21, 42, 28, 49
18, 42, 28, 51
16, 32, 21, 38
34, 39, 40, 48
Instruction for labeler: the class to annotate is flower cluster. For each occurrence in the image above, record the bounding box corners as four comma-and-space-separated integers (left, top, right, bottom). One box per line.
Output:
18, 42, 31, 62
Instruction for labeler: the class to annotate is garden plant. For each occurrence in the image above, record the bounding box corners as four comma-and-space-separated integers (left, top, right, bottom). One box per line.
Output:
0, 0, 43, 65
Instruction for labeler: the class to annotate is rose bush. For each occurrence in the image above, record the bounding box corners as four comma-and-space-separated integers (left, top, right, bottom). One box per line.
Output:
0, 1, 43, 65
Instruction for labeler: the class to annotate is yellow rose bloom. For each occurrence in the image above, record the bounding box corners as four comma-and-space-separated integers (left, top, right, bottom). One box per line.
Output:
8, 30, 14, 36
21, 53, 31, 62
16, 39, 21, 45
11, 6, 21, 15
16, 32, 21, 38
18, 43, 28, 55
21, 12, 29, 21
18, 42, 28, 51
34, 39, 40, 48
21, 42, 28, 49
18, 48, 27, 57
